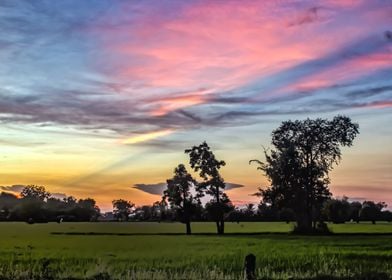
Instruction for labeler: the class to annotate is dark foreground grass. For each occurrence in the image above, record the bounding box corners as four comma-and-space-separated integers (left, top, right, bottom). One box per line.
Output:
0, 222, 391, 279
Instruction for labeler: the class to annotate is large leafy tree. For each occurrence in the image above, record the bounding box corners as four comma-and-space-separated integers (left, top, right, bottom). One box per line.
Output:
162, 164, 199, 234
323, 197, 351, 224
21, 185, 50, 201
185, 142, 233, 234
112, 199, 135, 221
72, 198, 100, 221
251, 116, 359, 233
15, 185, 51, 222
360, 201, 387, 224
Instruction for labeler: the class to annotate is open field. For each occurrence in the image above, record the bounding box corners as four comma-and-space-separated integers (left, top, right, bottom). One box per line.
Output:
0, 222, 391, 279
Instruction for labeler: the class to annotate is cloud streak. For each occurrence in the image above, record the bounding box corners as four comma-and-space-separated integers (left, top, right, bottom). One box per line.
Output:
0, 185, 25, 193
133, 182, 244, 196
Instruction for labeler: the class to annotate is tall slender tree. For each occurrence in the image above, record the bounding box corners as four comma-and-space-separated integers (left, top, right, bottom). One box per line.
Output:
185, 142, 233, 234
162, 164, 199, 234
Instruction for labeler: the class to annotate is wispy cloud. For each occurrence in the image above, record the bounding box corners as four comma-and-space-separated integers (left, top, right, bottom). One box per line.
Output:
0, 1, 390, 142
133, 182, 244, 196
123, 129, 175, 145
0, 185, 25, 193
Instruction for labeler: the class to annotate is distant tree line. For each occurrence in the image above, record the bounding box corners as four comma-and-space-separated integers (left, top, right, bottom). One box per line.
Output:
113, 197, 391, 224
0, 185, 100, 223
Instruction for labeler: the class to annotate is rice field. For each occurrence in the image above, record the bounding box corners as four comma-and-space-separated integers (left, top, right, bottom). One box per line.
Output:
0, 222, 391, 279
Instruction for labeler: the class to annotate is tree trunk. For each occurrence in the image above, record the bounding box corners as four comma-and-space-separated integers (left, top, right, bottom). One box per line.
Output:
215, 221, 220, 234
216, 220, 225, 234
186, 221, 192, 235
296, 212, 312, 233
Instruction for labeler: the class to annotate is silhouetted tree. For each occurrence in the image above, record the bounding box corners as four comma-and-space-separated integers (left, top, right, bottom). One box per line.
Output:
349, 201, 362, 223
71, 198, 100, 221
151, 201, 162, 221
227, 207, 242, 223
0, 187, 102, 222
0, 192, 18, 220
63, 196, 77, 206
382, 210, 392, 222
45, 197, 65, 221
244, 204, 255, 216
323, 197, 351, 223
112, 199, 134, 221
163, 164, 199, 234
251, 116, 359, 233
186, 142, 233, 234
12, 197, 46, 222
360, 201, 386, 224
10, 185, 52, 222
256, 202, 278, 221
21, 185, 50, 201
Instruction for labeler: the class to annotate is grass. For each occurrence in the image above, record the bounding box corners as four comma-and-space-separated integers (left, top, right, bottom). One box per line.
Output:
0, 222, 391, 279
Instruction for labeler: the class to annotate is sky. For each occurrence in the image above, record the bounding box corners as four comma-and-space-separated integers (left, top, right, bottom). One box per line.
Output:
0, 0, 391, 212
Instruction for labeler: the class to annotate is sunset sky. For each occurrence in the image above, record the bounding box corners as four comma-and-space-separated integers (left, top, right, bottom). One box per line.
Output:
0, 0, 391, 211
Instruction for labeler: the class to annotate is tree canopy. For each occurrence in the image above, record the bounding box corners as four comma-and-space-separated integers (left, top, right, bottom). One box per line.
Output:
163, 164, 199, 234
112, 199, 135, 221
251, 116, 359, 233
185, 142, 233, 234
20, 185, 50, 201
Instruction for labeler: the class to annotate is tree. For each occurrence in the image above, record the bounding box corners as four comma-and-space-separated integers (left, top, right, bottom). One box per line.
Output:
251, 116, 359, 233
382, 210, 392, 222
112, 199, 135, 221
163, 164, 199, 234
13, 185, 52, 222
360, 201, 386, 224
323, 197, 350, 224
20, 185, 50, 201
244, 203, 255, 217
0, 192, 18, 220
348, 201, 362, 223
185, 141, 233, 234
71, 198, 100, 221
256, 202, 278, 221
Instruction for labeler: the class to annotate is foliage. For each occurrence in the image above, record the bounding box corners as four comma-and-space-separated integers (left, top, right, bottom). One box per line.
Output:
112, 199, 135, 221
251, 116, 359, 233
360, 201, 387, 224
348, 201, 362, 223
0, 192, 18, 220
0, 186, 100, 222
163, 164, 199, 234
185, 141, 233, 234
20, 185, 50, 201
323, 197, 351, 224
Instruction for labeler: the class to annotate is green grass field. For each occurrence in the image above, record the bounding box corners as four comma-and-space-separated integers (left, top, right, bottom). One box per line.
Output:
0, 222, 391, 279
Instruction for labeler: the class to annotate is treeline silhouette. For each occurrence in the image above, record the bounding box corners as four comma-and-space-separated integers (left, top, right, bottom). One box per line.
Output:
0, 185, 390, 225
0, 185, 100, 223
123, 197, 392, 224
1, 116, 391, 235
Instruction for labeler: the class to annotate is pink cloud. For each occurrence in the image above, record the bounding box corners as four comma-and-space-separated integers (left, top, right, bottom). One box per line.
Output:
147, 89, 212, 116
88, 0, 391, 115
358, 101, 392, 109
284, 48, 392, 94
